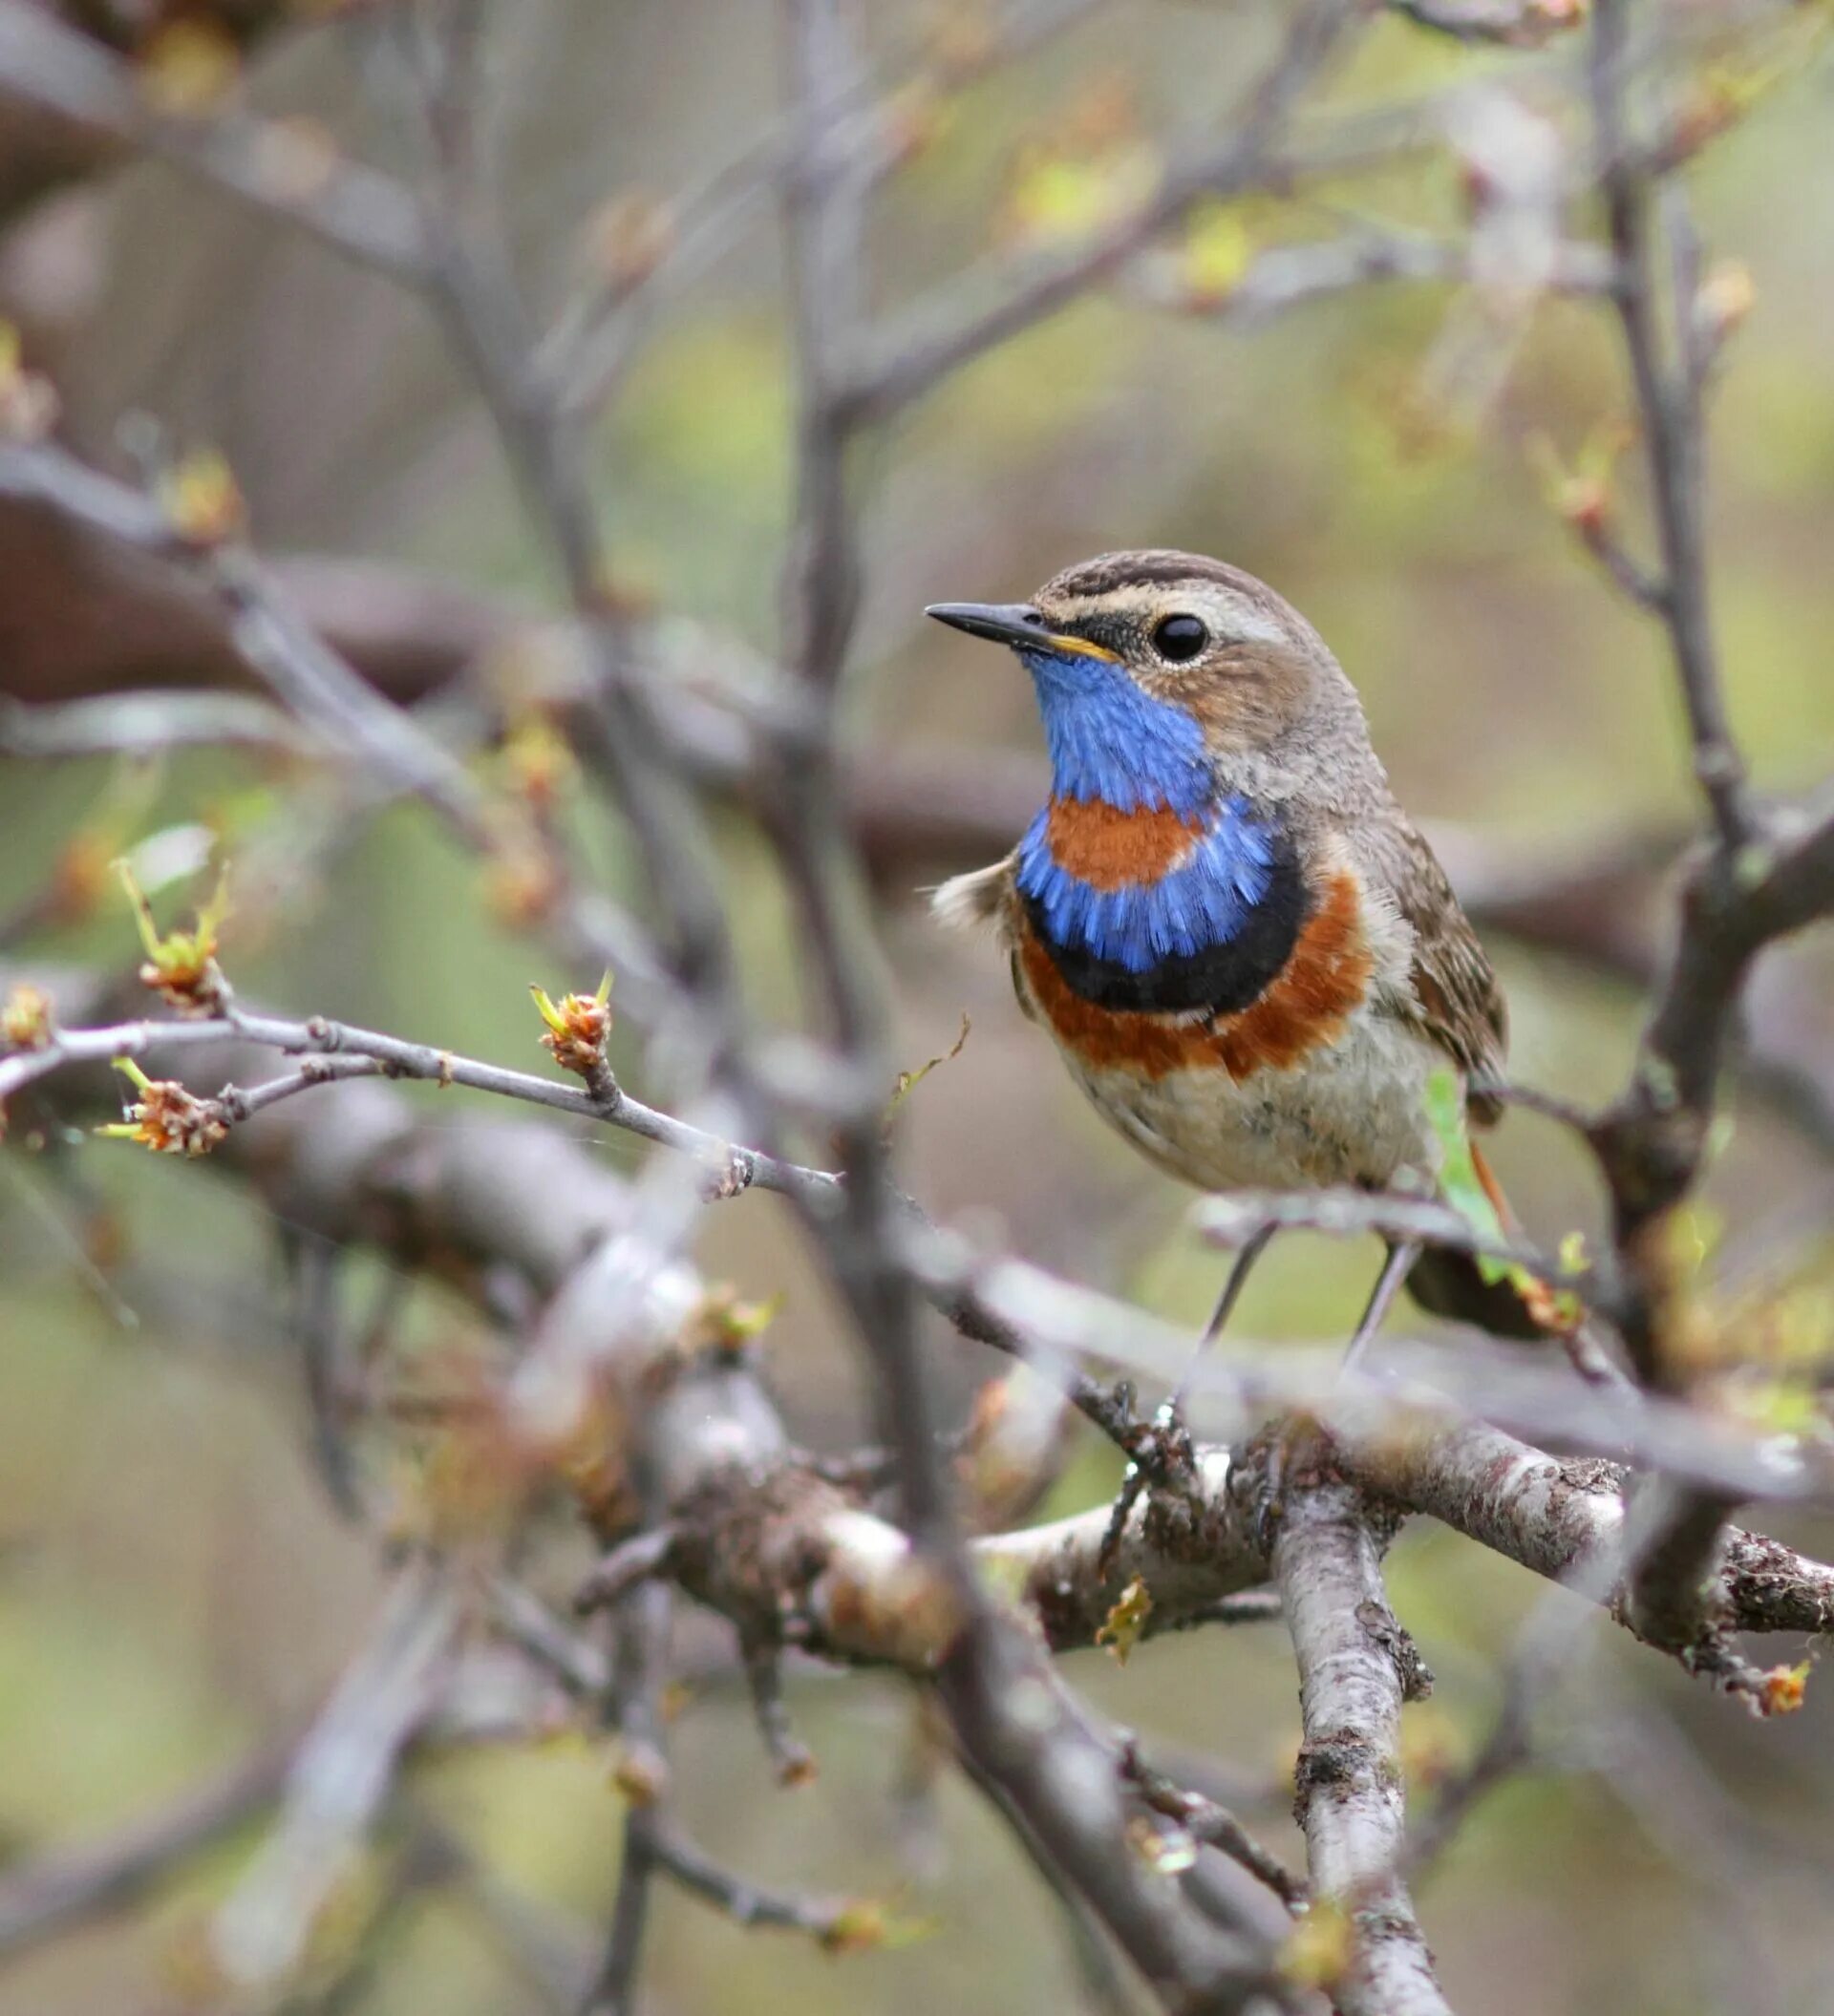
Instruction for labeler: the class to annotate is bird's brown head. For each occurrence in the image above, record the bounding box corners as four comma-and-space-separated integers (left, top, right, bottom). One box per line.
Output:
927, 550, 1350, 806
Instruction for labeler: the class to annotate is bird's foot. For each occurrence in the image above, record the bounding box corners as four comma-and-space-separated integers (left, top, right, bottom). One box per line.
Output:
1238, 1410, 1331, 1560
1097, 1390, 1200, 1577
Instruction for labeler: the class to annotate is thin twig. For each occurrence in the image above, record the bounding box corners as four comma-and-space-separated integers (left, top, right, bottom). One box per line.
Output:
0, 689, 317, 758
0, 1004, 828, 1203
842, 0, 1363, 421
208, 1560, 462, 1992
644, 1825, 856, 1943
1120, 1741, 1308, 1913
1593, 0, 1749, 856
582, 1581, 672, 2016
0, 4, 431, 276
0, 1734, 296, 1955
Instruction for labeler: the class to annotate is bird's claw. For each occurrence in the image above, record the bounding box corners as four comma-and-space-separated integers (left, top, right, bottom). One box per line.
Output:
1251, 1428, 1292, 1559
1244, 1411, 1326, 1560
1097, 1395, 1200, 1576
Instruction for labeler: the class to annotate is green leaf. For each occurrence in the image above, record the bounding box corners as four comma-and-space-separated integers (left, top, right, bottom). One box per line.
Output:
1424, 1068, 1511, 1287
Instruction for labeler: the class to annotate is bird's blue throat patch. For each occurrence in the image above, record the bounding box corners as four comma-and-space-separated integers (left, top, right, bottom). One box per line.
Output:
1019, 645, 1212, 816
1013, 645, 1285, 977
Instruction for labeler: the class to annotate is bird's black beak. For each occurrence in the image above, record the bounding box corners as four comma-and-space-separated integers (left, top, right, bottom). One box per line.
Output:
924, 601, 1053, 649
926, 600, 1120, 662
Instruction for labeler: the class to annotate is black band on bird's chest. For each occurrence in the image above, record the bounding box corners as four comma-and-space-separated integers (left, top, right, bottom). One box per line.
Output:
1022, 831, 1312, 1016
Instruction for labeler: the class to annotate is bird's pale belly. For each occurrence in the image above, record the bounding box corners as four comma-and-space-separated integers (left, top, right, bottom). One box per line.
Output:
1061, 1007, 1444, 1194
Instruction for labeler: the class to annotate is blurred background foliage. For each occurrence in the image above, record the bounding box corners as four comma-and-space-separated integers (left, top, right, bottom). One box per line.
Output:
4, 2, 1834, 2011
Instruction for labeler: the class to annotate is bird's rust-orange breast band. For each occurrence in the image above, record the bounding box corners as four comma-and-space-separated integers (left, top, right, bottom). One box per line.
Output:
1041, 795, 1206, 888
1017, 868, 1374, 1081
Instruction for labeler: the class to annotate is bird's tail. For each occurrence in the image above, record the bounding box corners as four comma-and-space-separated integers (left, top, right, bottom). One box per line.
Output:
1404, 1142, 1550, 1341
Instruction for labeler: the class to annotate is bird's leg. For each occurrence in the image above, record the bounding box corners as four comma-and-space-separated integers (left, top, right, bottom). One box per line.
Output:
1342, 1237, 1421, 1372
1098, 1226, 1278, 1573
1253, 1237, 1422, 1553
1172, 1222, 1277, 1410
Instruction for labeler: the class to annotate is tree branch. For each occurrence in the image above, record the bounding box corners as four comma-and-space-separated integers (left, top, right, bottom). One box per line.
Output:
0, 1731, 295, 1955
1585, 0, 1834, 1668
0, 4, 431, 276
1271, 1464, 1449, 2016
842, 0, 1362, 422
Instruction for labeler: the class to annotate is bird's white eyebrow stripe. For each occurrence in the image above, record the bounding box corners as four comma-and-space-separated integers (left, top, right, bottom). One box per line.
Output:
1047, 586, 1295, 649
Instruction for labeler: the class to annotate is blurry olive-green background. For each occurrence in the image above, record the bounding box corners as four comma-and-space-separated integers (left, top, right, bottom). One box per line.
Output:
5, 4, 1834, 2012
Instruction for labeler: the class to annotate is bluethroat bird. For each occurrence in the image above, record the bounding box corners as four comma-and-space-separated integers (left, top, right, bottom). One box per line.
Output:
927, 549, 1541, 1366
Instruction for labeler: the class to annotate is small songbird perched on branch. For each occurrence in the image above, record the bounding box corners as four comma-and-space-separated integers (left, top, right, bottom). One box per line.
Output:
927, 549, 1540, 1357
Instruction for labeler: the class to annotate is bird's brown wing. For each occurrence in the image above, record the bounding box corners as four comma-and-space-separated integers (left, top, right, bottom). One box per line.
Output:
1377, 816, 1508, 1126
1374, 818, 1546, 1334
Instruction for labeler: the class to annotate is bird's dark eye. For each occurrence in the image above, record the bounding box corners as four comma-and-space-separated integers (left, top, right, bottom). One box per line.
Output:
1151, 614, 1208, 663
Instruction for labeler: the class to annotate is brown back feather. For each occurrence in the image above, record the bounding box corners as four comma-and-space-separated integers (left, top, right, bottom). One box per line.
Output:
1368, 814, 1507, 1125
